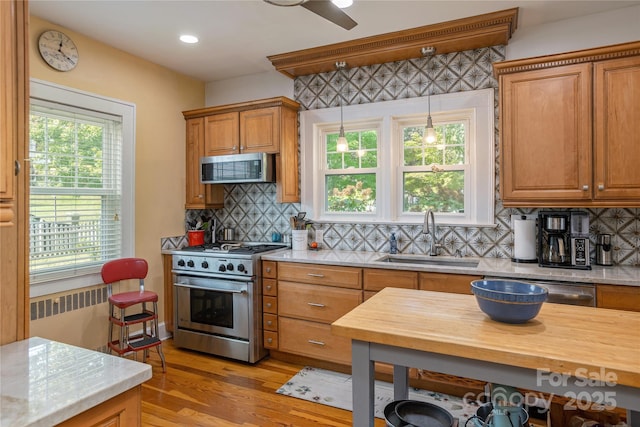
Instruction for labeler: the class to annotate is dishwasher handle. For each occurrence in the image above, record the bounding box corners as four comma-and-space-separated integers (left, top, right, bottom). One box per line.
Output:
547, 292, 594, 304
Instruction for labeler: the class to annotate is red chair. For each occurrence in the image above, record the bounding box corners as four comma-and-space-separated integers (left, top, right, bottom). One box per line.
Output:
101, 257, 166, 372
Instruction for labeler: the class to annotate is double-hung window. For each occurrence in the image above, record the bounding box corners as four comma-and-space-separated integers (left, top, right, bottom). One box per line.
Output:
29, 80, 135, 297
300, 89, 494, 226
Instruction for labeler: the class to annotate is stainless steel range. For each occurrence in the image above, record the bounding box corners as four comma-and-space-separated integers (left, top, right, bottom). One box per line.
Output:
171, 242, 286, 363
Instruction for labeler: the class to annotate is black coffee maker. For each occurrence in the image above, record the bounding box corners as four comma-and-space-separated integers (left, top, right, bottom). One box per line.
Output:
538, 210, 591, 270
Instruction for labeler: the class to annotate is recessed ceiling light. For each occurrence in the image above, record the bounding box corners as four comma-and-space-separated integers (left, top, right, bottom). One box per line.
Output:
179, 35, 199, 44
331, 0, 353, 8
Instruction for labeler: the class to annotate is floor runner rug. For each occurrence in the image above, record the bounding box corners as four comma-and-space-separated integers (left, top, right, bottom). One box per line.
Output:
276, 366, 480, 424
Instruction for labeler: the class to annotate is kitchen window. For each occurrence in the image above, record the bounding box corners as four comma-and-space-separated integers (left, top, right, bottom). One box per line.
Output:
29, 80, 135, 297
300, 89, 494, 226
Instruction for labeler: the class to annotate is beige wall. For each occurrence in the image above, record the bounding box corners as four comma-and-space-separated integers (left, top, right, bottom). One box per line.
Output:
29, 16, 205, 350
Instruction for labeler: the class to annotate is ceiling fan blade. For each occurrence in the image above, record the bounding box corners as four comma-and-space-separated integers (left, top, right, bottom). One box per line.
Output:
301, 0, 357, 30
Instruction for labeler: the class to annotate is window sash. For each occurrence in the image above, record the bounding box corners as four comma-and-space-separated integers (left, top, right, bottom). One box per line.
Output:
29, 79, 135, 297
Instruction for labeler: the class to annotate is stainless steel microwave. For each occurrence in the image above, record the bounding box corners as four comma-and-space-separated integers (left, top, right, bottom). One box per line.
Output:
200, 152, 275, 184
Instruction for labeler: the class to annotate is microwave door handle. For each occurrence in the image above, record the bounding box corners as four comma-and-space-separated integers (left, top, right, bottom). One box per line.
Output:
174, 282, 246, 294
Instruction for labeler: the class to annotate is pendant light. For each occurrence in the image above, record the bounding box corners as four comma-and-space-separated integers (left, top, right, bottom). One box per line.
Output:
422, 47, 437, 144
336, 61, 348, 152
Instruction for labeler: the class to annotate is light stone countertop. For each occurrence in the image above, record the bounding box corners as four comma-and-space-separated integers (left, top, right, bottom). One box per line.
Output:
261, 249, 640, 287
0, 337, 152, 427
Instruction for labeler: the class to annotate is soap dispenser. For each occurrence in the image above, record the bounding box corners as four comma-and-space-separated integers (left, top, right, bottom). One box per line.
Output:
389, 232, 398, 254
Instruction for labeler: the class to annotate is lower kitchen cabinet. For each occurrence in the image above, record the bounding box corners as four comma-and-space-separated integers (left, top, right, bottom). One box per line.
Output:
419, 272, 482, 294
57, 386, 142, 427
278, 317, 352, 365
597, 284, 640, 312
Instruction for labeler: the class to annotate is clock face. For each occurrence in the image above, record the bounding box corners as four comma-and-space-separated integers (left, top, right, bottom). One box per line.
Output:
38, 30, 79, 72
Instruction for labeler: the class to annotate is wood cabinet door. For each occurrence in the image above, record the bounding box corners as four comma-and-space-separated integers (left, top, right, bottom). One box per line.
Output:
185, 117, 223, 209
204, 112, 239, 156
240, 107, 279, 153
419, 272, 482, 295
500, 63, 593, 205
276, 106, 300, 203
594, 56, 640, 201
363, 268, 418, 291
0, 0, 28, 345
0, 0, 16, 203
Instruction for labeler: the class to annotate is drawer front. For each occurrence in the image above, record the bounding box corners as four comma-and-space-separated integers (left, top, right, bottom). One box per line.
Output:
278, 281, 362, 323
597, 284, 640, 312
263, 261, 277, 279
363, 268, 418, 291
419, 273, 482, 295
263, 313, 278, 331
263, 278, 277, 297
263, 295, 278, 314
278, 262, 361, 289
279, 317, 351, 365
264, 331, 278, 349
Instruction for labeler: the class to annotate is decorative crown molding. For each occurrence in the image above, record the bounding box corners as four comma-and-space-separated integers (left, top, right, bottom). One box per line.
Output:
267, 8, 518, 78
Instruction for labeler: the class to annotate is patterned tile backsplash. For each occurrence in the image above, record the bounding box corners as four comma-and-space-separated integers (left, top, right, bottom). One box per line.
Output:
177, 46, 640, 266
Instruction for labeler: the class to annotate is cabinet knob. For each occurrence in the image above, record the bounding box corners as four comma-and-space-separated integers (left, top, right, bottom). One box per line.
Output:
266, 285, 272, 291
267, 338, 273, 344
232, 146, 237, 151
266, 303, 272, 308
582, 185, 589, 191
266, 320, 272, 326
240, 146, 245, 151
598, 184, 605, 190
198, 194, 204, 199
266, 267, 271, 273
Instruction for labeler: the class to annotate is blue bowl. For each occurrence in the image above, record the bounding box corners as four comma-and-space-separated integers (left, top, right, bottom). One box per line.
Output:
470, 280, 548, 324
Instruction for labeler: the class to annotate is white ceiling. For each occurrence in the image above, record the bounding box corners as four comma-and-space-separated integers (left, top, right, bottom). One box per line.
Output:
30, 0, 640, 82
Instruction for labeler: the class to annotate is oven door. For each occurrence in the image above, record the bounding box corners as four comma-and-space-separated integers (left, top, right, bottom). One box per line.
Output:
174, 275, 250, 340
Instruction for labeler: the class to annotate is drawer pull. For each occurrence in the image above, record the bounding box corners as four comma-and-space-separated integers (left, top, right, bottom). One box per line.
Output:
307, 302, 325, 308
308, 339, 325, 346
266, 267, 272, 273
266, 303, 272, 308
266, 285, 272, 291
266, 320, 273, 326
598, 184, 605, 191
307, 273, 325, 278
267, 338, 273, 344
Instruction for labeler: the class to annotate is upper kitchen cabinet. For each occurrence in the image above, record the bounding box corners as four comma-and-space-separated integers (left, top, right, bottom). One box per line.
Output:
0, 0, 29, 344
184, 97, 301, 203
494, 41, 640, 207
184, 117, 224, 209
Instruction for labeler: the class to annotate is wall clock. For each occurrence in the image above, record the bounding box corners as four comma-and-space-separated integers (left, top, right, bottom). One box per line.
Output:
38, 30, 79, 71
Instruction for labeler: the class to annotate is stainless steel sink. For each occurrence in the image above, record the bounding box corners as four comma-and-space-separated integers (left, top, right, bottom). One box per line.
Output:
375, 255, 479, 268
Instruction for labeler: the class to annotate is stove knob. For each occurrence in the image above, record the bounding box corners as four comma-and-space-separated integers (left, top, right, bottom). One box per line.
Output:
201, 261, 209, 269
187, 260, 195, 268
218, 264, 226, 272
226, 263, 234, 271
177, 259, 185, 267
237, 264, 245, 273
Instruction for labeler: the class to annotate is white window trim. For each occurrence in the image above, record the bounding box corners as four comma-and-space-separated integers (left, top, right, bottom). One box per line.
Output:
300, 88, 494, 226
29, 79, 136, 298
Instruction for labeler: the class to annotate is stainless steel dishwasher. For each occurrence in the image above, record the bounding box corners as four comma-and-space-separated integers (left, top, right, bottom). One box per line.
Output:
484, 277, 596, 306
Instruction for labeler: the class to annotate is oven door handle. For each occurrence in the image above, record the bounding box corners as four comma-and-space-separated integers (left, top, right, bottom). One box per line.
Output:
174, 282, 247, 294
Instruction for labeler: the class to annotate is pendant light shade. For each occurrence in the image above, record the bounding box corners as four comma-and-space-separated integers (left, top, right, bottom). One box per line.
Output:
336, 61, 348, 152
422, 46, 437, 144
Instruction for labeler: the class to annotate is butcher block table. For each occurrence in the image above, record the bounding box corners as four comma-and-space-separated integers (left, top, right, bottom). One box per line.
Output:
331, 287, 640, 427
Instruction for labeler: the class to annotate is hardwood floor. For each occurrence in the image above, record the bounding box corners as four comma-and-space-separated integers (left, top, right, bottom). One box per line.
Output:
140, 339, 387, 426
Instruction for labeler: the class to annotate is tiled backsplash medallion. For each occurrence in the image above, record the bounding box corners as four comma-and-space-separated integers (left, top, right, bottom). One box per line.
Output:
181, 46, 640, 266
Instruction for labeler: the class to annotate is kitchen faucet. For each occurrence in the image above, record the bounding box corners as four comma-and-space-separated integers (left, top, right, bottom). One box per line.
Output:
423, 209, 441, 256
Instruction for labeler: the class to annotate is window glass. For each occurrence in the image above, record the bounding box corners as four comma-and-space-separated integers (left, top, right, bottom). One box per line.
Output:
324, 129, 378, 214
401, 121, 467, 214
29, 104, 122, 277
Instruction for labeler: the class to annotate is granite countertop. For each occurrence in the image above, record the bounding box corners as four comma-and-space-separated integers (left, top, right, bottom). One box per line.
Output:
0, 337, 152, 427
261, 249, 640, 287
